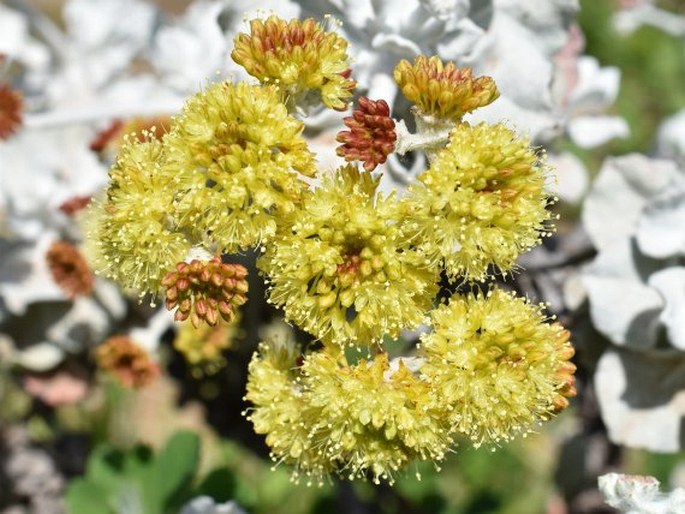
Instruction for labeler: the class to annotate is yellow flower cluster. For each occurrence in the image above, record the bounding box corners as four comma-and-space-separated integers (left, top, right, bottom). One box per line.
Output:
232, 16, 355, 111
259, 165, 438, 347
394, 56, 499, 121
87, 15, 574, 487
246, 289, 575, 484
401, 122, 553, 282
245, 339, 450, 485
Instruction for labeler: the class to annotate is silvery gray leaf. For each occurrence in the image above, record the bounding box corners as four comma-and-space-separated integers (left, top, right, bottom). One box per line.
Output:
636, 181, 685, 259
582, 154, 680, 250
648, 267, 685, 351
582, 238, 663, 348
595, 349, 685, 453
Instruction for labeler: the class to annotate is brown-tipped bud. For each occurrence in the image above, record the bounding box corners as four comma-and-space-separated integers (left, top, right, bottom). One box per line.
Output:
162, 257, 249, 329
336, 97, 397, 172
46, 241, 94, 299
393, 55, 499, 120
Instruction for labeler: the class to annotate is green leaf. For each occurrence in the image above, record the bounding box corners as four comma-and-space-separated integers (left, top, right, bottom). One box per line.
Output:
148, 431, 201, 512
65, 479, 113, 514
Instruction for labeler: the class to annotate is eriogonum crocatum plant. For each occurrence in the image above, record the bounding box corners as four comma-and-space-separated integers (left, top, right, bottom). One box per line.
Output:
87, 16, 575, 486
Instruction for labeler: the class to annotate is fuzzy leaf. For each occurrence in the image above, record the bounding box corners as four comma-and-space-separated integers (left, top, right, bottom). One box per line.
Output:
582, 154, 680, 250
582, 238, 663, 348
636, 183, 685, 259
595, 350, 685, 452
649, 267, 685, 351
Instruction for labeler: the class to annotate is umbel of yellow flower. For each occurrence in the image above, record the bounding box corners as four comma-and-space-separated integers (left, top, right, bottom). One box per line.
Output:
402, 122, 553, 282
259, 165, 438, 347
231, 16, 356, 111
86, 137, 191, 297
245, 338, 452, 485
420, 289, 576, 447
393, 55, 499, 121
165, 81, 317, 252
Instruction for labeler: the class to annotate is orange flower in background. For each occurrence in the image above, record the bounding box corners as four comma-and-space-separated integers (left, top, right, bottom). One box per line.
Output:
89, 116, 171, 156
95, 336, 160, 389
46, 241, 94, 298
0, 83, 23, 140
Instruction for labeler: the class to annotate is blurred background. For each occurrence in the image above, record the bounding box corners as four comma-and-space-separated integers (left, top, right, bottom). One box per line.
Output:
1, 0, 685, 513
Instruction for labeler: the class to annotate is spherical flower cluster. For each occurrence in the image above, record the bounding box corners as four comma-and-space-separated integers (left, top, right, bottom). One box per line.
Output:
336, 97, 397, 171
419, 289, 576, 447
393, 56, 499, 121
86, 137, 191, 297
259, 165, 438, 347
0, 83, 23, 140
402, 122, 553, 282
231, 16, 355, 111
162, 257, 248, 327
94, 336, 160, 389
165, 81, 316, 253
245, 339, 451, 485
46, 240, 94, 298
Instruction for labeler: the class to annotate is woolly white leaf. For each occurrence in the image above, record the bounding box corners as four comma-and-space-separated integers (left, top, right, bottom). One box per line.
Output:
595, 350, 685, 453
582, 238, 663, 348
582, 154, 680, 250
648, 268, 685, 351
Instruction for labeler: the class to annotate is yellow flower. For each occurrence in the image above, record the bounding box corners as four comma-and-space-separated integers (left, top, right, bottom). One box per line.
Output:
244, 338, 334, 485
393, 56, 499, 121
165, 81, 316, 252
246, 340, 452, 485
420, 289, 576, 446
402, 122, 553, 282
85, 138, 190, 297
232, 16, 355, 111
259, 165, 438, 347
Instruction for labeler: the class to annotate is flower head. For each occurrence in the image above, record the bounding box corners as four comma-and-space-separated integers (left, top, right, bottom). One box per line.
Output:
95, 336, 160, 389
85, 137, 191, 297
259, 165, 438, 346
245, 339, 452, 485
420, 289, 576, 446
231, 16, 355, 111
393, 56, 499, 121
402, 122, 553, 282
162, 257, 248, 328
165, 81, 316, 252
46, 241, 94, 298
336, 97, 396, 171
0, 83, 23, 140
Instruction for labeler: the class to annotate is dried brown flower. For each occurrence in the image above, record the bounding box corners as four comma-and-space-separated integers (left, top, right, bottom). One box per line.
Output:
46, 241, 94, 298
95, 336, 160, 389
0, 83, 23, 140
